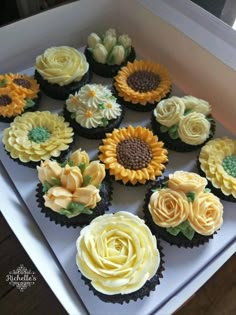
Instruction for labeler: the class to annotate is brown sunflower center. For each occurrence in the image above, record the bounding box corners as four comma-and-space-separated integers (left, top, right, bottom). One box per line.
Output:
116, 138, 152, 170
127, 70, 160, 93
13, 78, 31, 89
0, 95, 12, 106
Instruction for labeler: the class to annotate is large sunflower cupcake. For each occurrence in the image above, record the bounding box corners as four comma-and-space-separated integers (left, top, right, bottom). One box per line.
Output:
36, 148, 112, 227
99, 125, 168, 185
0, 73, 40, 122
35, 46, 91, 100
198, 137, 236, 202
143, 171, 224, 248
152, 96, 215, 152
2, 111, 74, 167
113, 60, 172, 112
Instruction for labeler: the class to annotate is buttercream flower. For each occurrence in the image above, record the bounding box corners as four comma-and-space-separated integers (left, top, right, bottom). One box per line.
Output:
77, 84, 111, 108
114, 60, 172, 105
182, 96, 211, 116
99, 125, 168, 185
148, 188, 190, 228
37, 159, 62, 184
168, 171, 207, 195
178, 112, 210, 145
6, 73, 40, 99
189, 192, 223, 235
93, 44, 108, 64
104, 28, 117, 38
35, 46, 89, 86
154, 96, 185, 127
101, 98, 122, 120
2, 111, 74, 163
60, 164, 83, 192
44, 186, 72, 212
75, 104, 103, 128
87, 32, 101, 49
108, 45, 125, 65
83, 161, 105, 187
0, 87, 25, 118
118, 34, 132, 49
69, 149, 90, 167
66, 92, 80, 112
76, 211, 160, 295
73, 185, 101, 209
103, 35, 116, 53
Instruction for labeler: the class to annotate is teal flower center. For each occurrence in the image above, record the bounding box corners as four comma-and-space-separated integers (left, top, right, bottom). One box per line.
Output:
28, 127, 50, 143
222, 155, 236, 178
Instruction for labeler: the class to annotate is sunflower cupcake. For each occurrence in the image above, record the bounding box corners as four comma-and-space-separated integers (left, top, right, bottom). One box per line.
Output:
2, 111, 74, 167
143, 171, 224, 248
198, 137, 236, 202
0, 73, 40, 122
113, 60, 172, 112
35, 46, 91, 100
36, 148, 112, 227
99, 125, 168, 185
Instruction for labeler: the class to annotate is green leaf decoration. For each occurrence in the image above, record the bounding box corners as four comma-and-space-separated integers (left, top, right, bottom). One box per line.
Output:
50, 177, 61, 186
87, 47, 93, 53
24, 98, 35, 109
124, 47, 131, 58
59, 160, 69, 168
166, 220, 195, 240
98, 103, 105, 110
71, 112, 76, 119
42, 181, 52, 193
184, 109, 193, 115
107, 52, 115, 65
83, 175, 92, 186
204, 188, 211, 193
78, 163, 86, 172
160, 125, 169, 133
168, 124, 179, 139
187, 191, 196, 202
0, 78, 7, 87
59, 202, 93, 218
101, 117, 109, 127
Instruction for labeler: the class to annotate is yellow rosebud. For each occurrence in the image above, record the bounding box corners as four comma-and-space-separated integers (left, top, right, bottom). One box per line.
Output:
72, 185, 101, 209
44, 186, 72, 212
93, 44, 108, 64
60, 164, 83, 192
69, 149, 90, 167
37, 159, 62, 184
83, 161, 105, 187
87, 32, 101, 49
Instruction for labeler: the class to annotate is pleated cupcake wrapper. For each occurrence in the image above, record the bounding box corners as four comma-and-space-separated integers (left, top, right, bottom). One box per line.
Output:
63, 104, 125, 140
84, 46, 136, 78
143, 176, 216, 248
111, 86, 172, 112
151, 113, 216, 152
0, 92, 42, 123
79, 240, 165, 304
35, 175, 113, 228
34, 69, 92, 100
197, 159, 236, 203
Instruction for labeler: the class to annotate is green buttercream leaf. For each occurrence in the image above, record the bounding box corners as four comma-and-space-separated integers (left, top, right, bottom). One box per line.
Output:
187, 191, 196, 202
87, 47, 93, 53
98, 103, 105, 110
71, 112, 76, 119
168, 126, 179, 140
204, 188, 211, 193
0, 78, 7, 87
78, 162, 86, 172
166, 220, 195, 240
184, 109, 193, 115
83, 175, 92, 186
166, 226, 180, 236
50, 177, 61, 186
160, 125, 169, 133
42, 181, 51, 193
107, 52, 115, 65
101, 117, 109, 127
59, 202, 93, 218
124, 47, 131, 58
24, 98, 35, 109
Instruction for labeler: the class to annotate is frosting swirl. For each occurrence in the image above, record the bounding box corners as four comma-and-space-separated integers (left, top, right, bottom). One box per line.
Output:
182, 96, 211, 115
76, 211, 160, 295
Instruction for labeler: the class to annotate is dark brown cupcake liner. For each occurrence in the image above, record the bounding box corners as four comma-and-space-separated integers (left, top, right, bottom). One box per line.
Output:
79, 240, 165, 304
84, 46, 136, 78
143, 177, 215, 248
34, 69, 92, 100
151, 113, 216, 152
197, 160, 236, 203
36, 175, 113, 228
63, 105, 125, 139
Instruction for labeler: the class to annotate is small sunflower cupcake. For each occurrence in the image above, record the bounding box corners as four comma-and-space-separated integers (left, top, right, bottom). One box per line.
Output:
0, 73, 40, 122
36, 148, 112, 227
2, 111, 74, 167
198, 137, 236, 202
143, 171, 224, 248
99, 125, 168, 185
113, 60, 172, 112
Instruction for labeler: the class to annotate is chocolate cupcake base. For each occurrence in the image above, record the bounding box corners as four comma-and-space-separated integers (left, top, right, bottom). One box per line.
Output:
151, 113, 216, 152
34, 69, 92, 100
36, 176, 113, 228
79, 241, 165, 304
84, 46, 136, 78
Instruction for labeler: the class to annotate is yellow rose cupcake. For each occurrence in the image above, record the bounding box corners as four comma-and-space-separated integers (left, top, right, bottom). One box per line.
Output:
36, 148, 112, 227
143, 171, 224, 247
35, 46, 91, 100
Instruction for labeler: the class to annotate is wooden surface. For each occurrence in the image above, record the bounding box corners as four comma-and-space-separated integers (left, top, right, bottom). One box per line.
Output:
0, 213, 235, 315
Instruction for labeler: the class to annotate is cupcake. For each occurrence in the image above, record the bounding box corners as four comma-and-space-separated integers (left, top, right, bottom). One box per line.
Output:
64, 83, 124, 139
143, 171, 223, 248
113, 60, 172, 112
0, 73, 40, 122
35, 46, 91, 100
36, 148, 112, 227
198, 137, 236, 202
99, 125, 168, 185
2, 111, 74, 167
151, 96, 215, 152
76, 211, 164, 303
85, 28, 136, 78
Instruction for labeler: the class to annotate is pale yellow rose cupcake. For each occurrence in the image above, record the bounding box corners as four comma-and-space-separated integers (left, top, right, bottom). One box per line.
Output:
143, 171, 223, 247
36, 148, 112, 227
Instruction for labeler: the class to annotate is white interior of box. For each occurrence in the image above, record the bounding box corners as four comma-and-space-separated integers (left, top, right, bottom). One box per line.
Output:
1, 1, 236, 314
